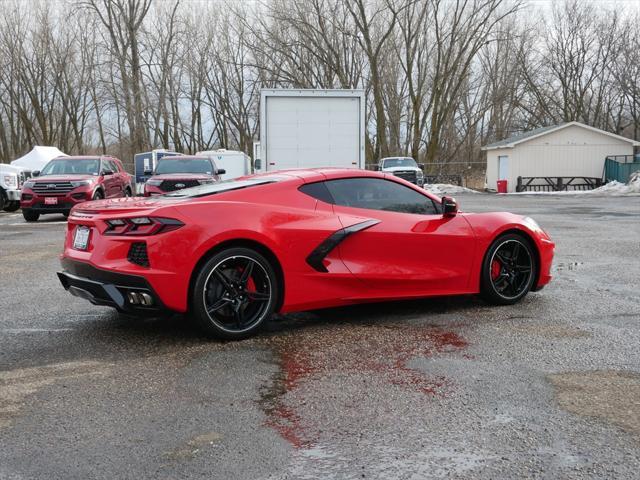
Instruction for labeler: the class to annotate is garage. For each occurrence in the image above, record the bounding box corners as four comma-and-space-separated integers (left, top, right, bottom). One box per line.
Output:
483, 121, 639, 192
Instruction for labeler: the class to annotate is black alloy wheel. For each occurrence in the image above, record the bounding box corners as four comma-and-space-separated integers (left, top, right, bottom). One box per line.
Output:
192, 247, 277, 339
481, 234, 536, 305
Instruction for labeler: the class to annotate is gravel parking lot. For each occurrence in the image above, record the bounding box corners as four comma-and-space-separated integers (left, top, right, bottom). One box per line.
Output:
1, 193, 639, 479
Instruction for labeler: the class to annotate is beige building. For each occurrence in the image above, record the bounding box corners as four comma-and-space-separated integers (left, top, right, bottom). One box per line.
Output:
482, 122, 639, 192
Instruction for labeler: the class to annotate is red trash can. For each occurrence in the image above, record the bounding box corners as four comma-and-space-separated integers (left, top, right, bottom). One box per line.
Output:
497, 179, 508, 193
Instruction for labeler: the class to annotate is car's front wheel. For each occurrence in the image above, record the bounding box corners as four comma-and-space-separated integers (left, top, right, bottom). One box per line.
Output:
3, 201, 20, 212
22, 209, 40, 222
480, 234, 537, 305
191, 247, 278, 340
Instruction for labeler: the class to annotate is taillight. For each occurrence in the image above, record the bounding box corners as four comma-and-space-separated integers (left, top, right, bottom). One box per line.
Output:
104, 217, 184, 236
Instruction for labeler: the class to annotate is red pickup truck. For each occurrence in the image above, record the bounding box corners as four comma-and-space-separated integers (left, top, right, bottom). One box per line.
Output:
20, 155, 133, 222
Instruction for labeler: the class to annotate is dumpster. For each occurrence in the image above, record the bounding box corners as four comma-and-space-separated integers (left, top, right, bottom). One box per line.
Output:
497, 179, 508, 193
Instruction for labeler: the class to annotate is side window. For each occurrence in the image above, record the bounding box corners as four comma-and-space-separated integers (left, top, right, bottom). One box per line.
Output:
299, 182, 334, 204
325, 178, 438, 215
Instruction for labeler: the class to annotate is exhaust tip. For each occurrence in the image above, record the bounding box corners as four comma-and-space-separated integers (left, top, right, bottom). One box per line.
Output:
126, 290, 154, 306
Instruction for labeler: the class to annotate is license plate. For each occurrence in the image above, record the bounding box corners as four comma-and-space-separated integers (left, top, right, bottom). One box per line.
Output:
73, 226, 90, 250
44, 197, 58, 205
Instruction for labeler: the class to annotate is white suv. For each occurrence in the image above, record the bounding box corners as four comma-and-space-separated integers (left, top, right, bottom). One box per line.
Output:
377, 157, 424, 187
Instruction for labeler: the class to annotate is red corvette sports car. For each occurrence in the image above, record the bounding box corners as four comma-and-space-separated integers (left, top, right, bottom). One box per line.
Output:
58, 168, 554, 339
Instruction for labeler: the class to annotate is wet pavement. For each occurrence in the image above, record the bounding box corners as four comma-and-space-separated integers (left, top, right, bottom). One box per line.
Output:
1, 194, 639, 479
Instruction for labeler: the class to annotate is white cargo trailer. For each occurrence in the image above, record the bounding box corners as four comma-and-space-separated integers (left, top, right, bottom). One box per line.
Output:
257, 89, 365, 172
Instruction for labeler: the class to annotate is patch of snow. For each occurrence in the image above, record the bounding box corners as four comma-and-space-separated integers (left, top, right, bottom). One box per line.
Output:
510, 170, 640, 196
425, 183, 479, 195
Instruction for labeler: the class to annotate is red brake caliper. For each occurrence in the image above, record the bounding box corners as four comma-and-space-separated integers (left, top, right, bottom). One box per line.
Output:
491, 259, 502, 280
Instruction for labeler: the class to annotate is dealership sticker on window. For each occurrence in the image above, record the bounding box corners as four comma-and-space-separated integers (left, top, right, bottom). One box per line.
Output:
73, 226, 90, 250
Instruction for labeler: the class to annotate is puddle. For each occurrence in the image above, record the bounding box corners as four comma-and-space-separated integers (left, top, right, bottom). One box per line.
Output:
258, 323, 468, 448
554, 262, 583, 272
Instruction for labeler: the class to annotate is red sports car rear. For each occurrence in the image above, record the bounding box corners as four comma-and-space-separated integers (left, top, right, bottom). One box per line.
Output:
58, 169, 554, 339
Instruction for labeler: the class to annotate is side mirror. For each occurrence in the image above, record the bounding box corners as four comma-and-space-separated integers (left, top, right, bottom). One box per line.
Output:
32, 170, 40, 177
254, 159, 262, 171
373, 165, 380, 171
442, 196, 458, 217
101, 170, 113, 176
143, 169, 153, 175
216, 168, 226, 175
418, 163, 425, 171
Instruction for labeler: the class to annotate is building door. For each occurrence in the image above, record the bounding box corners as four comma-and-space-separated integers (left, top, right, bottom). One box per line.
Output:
498, 156, 509, 180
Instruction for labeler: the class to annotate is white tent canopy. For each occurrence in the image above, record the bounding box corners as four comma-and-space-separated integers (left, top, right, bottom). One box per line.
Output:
11, 146, 68, 171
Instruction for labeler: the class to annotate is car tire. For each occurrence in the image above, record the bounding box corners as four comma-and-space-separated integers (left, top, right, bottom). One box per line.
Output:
3, 201, 20, 212
191, 247, 278, 340
0, 189, 6, 211
124, 188, 132, 197
92, 190, 104, 200
22, 209, 40, 222
480, 233, 537, 305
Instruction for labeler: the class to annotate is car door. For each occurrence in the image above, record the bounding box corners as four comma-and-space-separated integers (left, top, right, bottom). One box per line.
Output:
323, 177, 477, 296
102, 159, 119, 197
113, 159, 129, 195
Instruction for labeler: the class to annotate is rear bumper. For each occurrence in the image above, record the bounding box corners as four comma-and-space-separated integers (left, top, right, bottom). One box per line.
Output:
57, 258, 170, 315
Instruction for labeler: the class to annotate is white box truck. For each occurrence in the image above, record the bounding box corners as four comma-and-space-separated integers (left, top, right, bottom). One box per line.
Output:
257, 89, 365, 172
196, 149, 251, 180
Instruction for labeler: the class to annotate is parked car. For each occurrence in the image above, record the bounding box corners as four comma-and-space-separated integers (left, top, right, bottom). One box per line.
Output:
195, 149, 250, 180
20, 156, 132, 222
143, 155, 224, 196
57, 168, 554, 340
0, 164, 22, 212
377, 157, 424, 187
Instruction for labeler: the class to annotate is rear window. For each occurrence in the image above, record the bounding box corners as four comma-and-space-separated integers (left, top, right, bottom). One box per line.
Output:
162, 177, 283, 198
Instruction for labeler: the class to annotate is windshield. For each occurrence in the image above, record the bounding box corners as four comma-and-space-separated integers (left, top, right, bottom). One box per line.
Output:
163, 177, 282, 198
155, 158, 213, 175
383, 157, 418, 168
40, 158, 100, 176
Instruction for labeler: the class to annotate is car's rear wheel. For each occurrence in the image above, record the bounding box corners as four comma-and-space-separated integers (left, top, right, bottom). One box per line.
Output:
92, 190, 104, 200
22, 209, 39, 222
480, 234, 537, 305
192, 247, 278, 340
